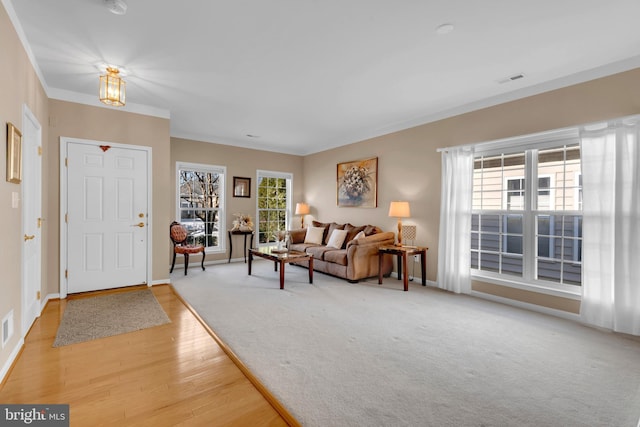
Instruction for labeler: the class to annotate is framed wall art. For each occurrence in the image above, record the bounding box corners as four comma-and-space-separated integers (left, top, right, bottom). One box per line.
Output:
337, 157, 377, 208
233, 176, 251, 198
6, 122, 22, 184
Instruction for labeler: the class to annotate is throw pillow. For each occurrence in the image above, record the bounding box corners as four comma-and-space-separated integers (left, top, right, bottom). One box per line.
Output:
324, 222, 345, 245
353, 230, 366, 240
304, 226, 325, 245
326, 229, 348, 249
343, 224, 366, 246
363, 225, 378, 235
312, 220, 330, 242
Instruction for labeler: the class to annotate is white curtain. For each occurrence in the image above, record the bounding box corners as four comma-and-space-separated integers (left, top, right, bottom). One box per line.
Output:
437, 147, 474, 294
580, 118, 640, 335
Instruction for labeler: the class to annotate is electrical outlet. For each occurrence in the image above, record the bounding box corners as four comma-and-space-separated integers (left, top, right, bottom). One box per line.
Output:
413, 255, 420, 262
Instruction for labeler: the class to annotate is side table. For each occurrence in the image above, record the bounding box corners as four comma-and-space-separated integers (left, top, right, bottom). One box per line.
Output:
228, 230, 255, 263
378, 245, 428, 291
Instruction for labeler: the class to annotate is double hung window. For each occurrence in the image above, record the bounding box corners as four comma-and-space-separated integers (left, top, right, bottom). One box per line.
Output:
176, 162, 225, 251
256, 170, 292, 245
471, 145, 582, 288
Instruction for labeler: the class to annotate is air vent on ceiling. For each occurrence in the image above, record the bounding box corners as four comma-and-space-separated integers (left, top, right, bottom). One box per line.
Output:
497, 73, 525, 84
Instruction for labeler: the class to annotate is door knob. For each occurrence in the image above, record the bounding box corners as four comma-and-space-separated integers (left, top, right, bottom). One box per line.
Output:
131, 222, 145, 228
24, 234, 35, 241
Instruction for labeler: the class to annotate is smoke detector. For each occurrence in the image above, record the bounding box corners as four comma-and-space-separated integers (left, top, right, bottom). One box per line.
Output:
104, 0, 127, 15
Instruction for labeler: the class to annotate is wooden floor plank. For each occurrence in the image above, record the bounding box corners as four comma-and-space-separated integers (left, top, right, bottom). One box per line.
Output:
0, 285, 293, 426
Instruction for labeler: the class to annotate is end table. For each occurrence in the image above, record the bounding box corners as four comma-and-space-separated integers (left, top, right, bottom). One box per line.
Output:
378, 245, 428, 291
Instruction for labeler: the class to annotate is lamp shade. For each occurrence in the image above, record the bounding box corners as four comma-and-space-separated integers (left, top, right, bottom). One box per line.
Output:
295, 202, 310, 215
388, 201, 410, 218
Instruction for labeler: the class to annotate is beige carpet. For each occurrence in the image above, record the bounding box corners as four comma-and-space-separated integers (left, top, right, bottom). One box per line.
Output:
53, 289, 170, 347
172, 262, 640, 427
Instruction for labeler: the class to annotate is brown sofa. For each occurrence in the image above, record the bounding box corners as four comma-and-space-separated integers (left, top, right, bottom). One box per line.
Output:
287, 221, 394, 282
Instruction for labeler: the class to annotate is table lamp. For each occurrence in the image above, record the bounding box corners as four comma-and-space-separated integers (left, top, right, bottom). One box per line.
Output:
295, 202, 310, 228
388, 201, 411, 246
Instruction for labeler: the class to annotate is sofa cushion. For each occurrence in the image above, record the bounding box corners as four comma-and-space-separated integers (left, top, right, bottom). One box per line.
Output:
326, 229, 348, 249
289, 242, 318, 252
305, 245, 335, 260
324, 249, 348, 266
304, 227, 325, 244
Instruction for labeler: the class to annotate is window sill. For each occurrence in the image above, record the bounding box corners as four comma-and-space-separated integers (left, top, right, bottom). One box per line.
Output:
471, 272, 582, 301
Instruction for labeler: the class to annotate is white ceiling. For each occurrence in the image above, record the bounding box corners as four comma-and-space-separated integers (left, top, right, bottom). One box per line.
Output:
6, 0, 640, 155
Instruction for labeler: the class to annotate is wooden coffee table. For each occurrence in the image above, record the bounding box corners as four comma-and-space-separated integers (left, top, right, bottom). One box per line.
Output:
248, 248, 314, 289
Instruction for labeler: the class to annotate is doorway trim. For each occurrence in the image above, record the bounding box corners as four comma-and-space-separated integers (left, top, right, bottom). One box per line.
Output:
59, 137, 153, 298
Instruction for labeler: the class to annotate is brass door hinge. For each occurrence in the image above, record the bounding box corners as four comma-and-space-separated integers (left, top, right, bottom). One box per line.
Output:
37, 146, 42, 156
37, 291, 41, 300
65, 270, 68, 278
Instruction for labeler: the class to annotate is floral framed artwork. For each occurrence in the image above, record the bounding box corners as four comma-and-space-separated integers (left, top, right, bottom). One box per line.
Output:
6, 122, 22, 184
337, 157, 378, 208
233, 176, 251, 198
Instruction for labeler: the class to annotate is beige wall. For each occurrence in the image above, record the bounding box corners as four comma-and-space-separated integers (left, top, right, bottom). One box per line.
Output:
303, 68, 640, 308
48, 100, 171, 289
0, 3, 49, 376
170, 137, 305, 264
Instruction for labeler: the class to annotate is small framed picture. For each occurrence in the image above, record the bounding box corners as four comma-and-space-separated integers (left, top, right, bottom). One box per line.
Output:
6, 122, 22, 184
233, 176, 251, 198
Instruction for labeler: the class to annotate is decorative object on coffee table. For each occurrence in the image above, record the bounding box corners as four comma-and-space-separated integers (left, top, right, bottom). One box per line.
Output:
337, 157, 377, 208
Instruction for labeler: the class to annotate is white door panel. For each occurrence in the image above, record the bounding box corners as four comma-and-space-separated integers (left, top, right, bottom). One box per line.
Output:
22, 106, 42, 334
67, 142, 148, 294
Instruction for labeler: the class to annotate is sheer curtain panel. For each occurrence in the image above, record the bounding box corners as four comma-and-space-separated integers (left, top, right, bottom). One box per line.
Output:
437, 147, 474, 294
580, 118, 640, 335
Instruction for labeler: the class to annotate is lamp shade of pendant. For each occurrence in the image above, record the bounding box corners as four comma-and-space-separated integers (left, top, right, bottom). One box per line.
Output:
99, 67, 126, 107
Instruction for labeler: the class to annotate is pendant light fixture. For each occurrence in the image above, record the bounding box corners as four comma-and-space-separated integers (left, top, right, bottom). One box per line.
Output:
99, 67, 126, 107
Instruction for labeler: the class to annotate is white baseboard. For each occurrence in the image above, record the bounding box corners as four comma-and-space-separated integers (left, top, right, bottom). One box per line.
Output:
0, 337, 24, 385
42, 293, 60, 308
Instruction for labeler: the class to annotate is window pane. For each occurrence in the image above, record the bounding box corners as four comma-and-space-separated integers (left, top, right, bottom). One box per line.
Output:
471, 232, 479, 250
480, 215, 501, 232
537, 259, 561, 283
471, 214, 479, 231
505, 215, 523, 234
502, 255, 523, 277
537, 236, 551, 258
480, 233, 500, 252
563, 263, 582, 286
505, 235, 522, 254
479, 253, 499, 273
471, 251, 478, 269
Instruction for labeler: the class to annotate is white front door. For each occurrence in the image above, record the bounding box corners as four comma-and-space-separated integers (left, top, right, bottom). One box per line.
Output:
21, 106, 42, 334
65, 141, 149, 294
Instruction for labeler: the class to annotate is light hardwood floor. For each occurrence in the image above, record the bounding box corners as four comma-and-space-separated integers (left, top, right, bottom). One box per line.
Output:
0, 285, 295, 426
